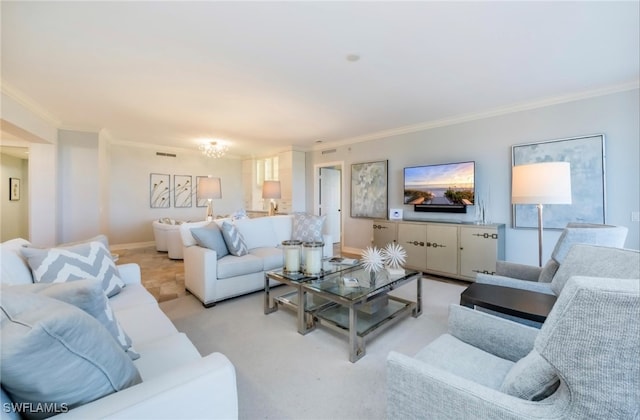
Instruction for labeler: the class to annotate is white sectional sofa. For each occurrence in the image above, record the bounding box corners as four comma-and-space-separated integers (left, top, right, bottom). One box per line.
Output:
180, 214, 333, 307
0, 238, 238, 419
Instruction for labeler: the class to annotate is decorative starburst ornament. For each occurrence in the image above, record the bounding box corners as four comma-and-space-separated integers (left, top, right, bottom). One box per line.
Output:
382, 243, 407, 269
361, 246, 385, 273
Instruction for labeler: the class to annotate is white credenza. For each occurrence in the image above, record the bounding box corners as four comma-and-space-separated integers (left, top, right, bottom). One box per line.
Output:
372, 219, 505, 282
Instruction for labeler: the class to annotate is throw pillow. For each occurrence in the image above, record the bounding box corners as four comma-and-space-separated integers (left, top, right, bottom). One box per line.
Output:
3, 280, 139, 360
500, 350, 560, 401
20, 240, 125, 297
292, 213, 325, 242
0, 290, 141, 419
191, 223, 230, 259
220, 221, 248, 256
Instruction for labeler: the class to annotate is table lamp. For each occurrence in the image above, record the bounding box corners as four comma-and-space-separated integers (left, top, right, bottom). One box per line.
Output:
512, 161, 572, 267
197, 176, 222, 221
262, 180, 281, 216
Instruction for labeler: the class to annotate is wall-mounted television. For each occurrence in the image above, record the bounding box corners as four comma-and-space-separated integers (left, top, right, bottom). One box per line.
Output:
403, 161, 475, 213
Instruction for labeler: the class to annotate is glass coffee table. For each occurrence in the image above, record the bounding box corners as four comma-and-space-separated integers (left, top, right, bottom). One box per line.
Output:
265, 261, 422, 362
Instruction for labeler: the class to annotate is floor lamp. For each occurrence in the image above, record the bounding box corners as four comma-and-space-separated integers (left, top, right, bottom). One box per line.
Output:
512, 162, 572, 267
262, 180, 281, 216
197, 177, 222, 221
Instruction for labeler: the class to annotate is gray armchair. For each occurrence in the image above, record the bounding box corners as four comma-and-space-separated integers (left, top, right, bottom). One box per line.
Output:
476, 222, 629, 295
479, 223, 627, 286
387, 274, 640, 419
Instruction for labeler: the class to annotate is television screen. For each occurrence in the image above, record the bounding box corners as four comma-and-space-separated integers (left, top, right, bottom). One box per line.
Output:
403, 161, 475, 206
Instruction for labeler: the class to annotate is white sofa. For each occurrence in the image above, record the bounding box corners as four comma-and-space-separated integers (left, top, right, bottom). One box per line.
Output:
0, 238, 238, 419
180, 215, 333, 307
152, 219, 190, 260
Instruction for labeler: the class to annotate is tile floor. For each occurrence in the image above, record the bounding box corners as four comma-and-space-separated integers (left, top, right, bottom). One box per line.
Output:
115, 243, 346, 303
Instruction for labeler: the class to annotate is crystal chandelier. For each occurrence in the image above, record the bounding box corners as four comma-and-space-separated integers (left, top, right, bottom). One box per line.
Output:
199, 141, 228, 158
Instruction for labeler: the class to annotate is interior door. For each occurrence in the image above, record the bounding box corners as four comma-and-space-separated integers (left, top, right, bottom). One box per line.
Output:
319, 167, 341, 243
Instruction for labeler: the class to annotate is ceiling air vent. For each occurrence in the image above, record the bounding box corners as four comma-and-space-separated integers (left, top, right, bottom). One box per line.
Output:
321, 149, 337, 155
156, 152, 177, 157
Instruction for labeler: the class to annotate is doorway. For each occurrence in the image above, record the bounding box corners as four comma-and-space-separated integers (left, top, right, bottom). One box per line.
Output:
315, 162, 343, 251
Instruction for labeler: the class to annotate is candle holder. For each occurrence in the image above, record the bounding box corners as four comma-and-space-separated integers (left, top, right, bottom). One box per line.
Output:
302, 241, 324, 275
282, 240, 302, 273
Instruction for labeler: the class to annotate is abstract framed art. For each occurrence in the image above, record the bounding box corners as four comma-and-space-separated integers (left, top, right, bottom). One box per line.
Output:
512, 134, 606, 229
150, 173, 170, 208
174, 175, 193, 208
350, 160, 388, 219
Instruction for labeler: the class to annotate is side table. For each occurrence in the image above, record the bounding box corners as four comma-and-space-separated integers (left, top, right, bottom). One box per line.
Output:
460, 283, 557, 324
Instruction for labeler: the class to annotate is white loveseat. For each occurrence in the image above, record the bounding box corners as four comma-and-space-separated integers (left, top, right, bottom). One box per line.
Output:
0, 238, 238, 419
180, 215, 333, 307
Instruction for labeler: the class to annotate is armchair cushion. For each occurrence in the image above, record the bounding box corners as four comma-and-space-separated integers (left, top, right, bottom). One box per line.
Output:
221, 221, 248, 256
499, 349, 559, 400
1, 291, 141, 418
414, 334, 513, 390
190, 224, 229, 259
292, 213, 325, 242
20, 240, 125, 298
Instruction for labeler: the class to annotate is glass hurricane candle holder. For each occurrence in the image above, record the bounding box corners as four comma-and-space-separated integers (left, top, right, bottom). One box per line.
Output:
282, 240, 302, 273
303, 241, 324, 275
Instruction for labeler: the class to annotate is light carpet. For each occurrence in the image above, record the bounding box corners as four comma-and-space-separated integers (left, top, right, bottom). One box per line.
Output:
159, 277, 468, 420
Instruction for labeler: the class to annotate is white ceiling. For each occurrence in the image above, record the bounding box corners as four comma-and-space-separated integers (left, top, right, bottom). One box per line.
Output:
1, 1, 638, 158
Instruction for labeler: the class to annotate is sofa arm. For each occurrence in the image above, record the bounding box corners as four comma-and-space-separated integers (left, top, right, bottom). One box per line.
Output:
117, 263, 141, 286
495, 261, 542, 281
55, 352, 237, 419
387, 351, 565, 419
475, 274, 555, 295
447, 305, 538, 362
183, 245, 219, 306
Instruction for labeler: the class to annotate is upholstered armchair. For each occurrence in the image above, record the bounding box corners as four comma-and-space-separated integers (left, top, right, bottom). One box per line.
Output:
387, 275, 640, 419
476, 223, 628, 293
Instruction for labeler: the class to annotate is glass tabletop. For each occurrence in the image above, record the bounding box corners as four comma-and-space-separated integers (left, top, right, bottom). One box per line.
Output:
267, 258, 363, 284
303, 266, 420, 302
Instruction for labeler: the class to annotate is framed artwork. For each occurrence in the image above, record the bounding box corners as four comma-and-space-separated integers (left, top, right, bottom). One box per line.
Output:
174, 175, 192, 208
195, 176, 209, 207
9, 178, 20, 201
350, 160, 388, 219
512, 134, 606, 229
150, 173, 170, 208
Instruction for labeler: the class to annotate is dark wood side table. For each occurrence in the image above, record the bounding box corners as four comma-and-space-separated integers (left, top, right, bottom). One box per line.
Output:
460, 283, 557, 324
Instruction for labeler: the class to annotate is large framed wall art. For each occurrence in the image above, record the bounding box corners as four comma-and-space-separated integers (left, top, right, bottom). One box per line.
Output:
350, 160, 388, 219
150, 173, 170, 208
512, 134, 606, 229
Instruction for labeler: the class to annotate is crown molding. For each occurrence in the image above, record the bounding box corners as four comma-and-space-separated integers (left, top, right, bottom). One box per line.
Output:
1, 81, 62, 127
315, 81, 640, 150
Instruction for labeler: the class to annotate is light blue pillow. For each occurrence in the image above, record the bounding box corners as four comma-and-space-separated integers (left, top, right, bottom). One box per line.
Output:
191, 224, 229, 259
20, 240, 124, 297
3, 280, 139, 360
0, 290, 141, 418
221, 221, 248, 256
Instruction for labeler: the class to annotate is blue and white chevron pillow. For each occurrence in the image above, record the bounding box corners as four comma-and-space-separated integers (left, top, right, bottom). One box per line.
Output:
21, 241, 125, 297
221, 221, 248, 256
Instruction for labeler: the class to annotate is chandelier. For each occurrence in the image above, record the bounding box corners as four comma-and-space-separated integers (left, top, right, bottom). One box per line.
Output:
199, 141, 228, 158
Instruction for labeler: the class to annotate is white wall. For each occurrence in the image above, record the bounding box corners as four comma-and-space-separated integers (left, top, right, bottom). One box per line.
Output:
108, 144, 243, 245
0, 153, 29, 241
308, 89, 640, 264
58, 130, 101, 243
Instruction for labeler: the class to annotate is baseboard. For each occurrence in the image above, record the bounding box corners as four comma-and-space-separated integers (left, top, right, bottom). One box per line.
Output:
341, 246, 363, 257
110, 241, 155, 251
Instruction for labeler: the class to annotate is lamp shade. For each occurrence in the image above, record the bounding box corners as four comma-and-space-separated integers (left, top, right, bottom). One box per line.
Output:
262, 180, 281, 199
512, 162, 572, 205
197, 177, 222, 200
